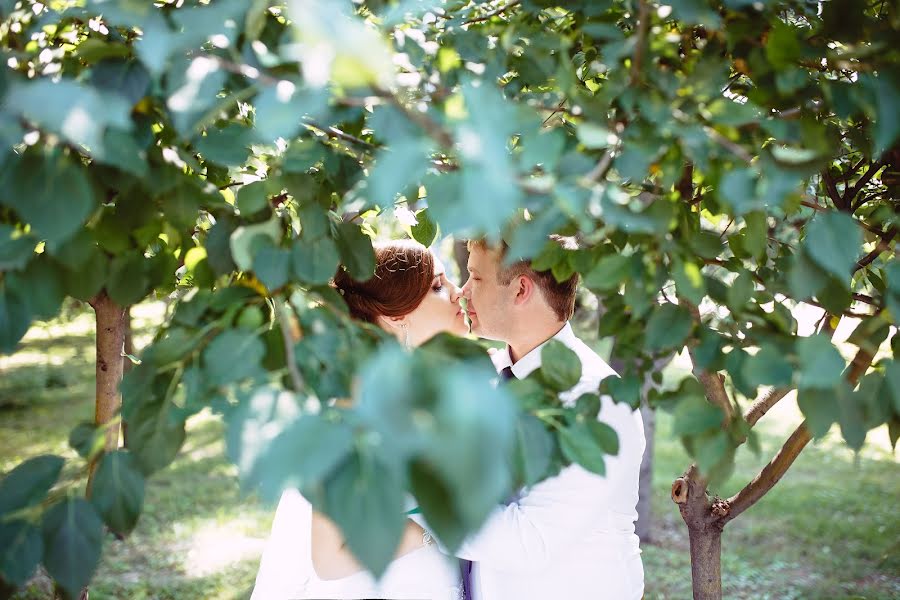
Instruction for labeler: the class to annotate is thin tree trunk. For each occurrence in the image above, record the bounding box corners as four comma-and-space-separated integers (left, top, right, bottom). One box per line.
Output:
453, 239, 469, 282
635, 403, 655, 542
121, 307, 133, 448
672, 468, 723, 600
87, 292, 126, 490
687, 521, 722, 600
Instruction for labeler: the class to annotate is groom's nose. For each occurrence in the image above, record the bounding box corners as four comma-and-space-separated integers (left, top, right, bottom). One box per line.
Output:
460, 279, 472, 299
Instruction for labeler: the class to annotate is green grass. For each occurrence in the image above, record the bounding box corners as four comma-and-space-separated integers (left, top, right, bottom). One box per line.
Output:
1, 304, 898, 599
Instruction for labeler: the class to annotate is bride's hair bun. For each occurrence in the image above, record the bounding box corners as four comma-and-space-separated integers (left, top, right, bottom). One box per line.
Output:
333, 240, 434, 324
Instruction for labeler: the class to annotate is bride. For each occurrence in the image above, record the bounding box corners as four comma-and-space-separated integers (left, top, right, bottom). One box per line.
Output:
251, 240, 469, 600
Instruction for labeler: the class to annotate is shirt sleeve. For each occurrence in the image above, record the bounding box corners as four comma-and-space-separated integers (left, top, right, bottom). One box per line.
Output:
412, 380, 644, 573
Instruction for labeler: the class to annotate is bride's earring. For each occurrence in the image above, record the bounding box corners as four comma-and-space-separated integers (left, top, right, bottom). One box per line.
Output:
401, 322, 410, 349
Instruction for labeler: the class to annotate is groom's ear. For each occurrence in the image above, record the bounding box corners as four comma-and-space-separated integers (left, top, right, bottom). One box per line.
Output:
513, 275, 535, 305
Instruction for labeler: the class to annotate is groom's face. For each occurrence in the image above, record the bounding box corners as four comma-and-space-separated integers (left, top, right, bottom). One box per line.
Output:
461, 246, 515, 341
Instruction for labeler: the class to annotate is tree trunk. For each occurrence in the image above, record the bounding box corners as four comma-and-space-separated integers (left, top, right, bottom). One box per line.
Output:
88, 292, 126, 490
453, 239, 469, 282
687, 521, 722, 600
121, 307, 133, 448
635, 403, 655, 542
672, 470, 723, 599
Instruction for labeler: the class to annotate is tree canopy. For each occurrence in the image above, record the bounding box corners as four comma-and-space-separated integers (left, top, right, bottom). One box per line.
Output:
0, 0, 897, 597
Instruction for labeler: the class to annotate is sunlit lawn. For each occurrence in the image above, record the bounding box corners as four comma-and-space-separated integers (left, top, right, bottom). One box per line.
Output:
1, 304, 897, 599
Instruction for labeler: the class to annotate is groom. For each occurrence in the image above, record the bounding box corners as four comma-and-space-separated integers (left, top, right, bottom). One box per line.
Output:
452, 237, 645, 600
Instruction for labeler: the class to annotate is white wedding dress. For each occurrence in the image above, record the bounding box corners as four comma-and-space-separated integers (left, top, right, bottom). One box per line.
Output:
251, 489, 461, 600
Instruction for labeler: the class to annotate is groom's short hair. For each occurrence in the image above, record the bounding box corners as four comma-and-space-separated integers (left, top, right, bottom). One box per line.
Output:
467, 235, 579, 321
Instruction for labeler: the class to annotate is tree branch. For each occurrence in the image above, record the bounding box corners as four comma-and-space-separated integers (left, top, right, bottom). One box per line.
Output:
304, 120, 377, 150
379, 90, 454, 148
722, 421, 812, 523
274, 296, 304, 392
463, 0, 522, 25
845, 160, 885, 208
630, 0, 651, 85
820, 168, 845, 209
723, 344, 875, 523
684, 302, 734, 423
744, 388, 791, 428
854, 227, 896, 273
705, 126, 753, 164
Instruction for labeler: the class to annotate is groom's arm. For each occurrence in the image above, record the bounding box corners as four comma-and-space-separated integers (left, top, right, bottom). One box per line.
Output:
411, 394, 644, 572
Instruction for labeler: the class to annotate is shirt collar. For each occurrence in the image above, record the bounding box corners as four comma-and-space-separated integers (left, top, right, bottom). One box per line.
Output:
490, 322, 577, 380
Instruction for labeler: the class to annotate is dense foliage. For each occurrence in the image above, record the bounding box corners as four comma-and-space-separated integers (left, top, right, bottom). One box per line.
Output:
0, 0, 896, 596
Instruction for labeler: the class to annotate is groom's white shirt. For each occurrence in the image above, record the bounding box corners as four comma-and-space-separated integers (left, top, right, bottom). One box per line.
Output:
418, 322, 645, 600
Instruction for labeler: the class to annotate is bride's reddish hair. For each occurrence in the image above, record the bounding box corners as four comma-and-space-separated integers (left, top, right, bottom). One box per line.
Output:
333, 240, 434, 324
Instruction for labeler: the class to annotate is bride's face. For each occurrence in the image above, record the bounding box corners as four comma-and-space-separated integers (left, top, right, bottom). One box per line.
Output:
404, 255, 468, 346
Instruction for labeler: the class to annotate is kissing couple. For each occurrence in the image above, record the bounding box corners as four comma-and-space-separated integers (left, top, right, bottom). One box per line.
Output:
251, 236, 646, 600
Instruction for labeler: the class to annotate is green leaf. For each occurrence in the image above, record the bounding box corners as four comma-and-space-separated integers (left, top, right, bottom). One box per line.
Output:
559, 420, 615, 475
165, 55, 227, 137
253, 244, 291, 291
244, 414, 355, 502
862, 72, 900, 156
512, 415, 555, 486
672, 259, 706, 306
645, 303, 693, 351
4, 79, 132, 157
297, 201, 331, 240
0, 151, 97, 246
0, 225, 35, 271
334, 222, 376, 281
719, 169, 763, 215
693, 430, 731, 477
788, 249, 829, 300
606, 374, 642, 409
410, 209, 439, 247
368, 138, 431, 204
0, 285, 31, 355
727, 271, 754, 310
0, 455, 64, 518
229, 217, 282, 272
797, 386, 840, 437
668, 0, 722, 27
106, 254, 150, 306
742, 212, 768, 259
11, 256, 65, 321
577, 123, 612, 149
836, 382, 867, 450
68, 423, 103, 460
195, 123, 254, 166
0, 519, 43, 587
41, 499, 104, 599
796, 334, 846, 390
742, 344, 792, 388
126, 395, 186, 475
540, 341, 582, 392
409, 460, 466, 550
803, 212, 862, 282
765, 21, 803, 68
236, 180, 271, 216
203, 330, 266, 387
322, 453, 405, 578
583, 254, 632, 291
225, 386, 299, 488
292, 236, 341, 285
883, 360, 900, 414
90, 451, 146, 535
672, 396, 724, 437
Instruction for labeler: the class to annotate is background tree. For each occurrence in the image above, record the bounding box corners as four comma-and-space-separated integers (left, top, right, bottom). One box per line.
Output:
0, 1, 897, 599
